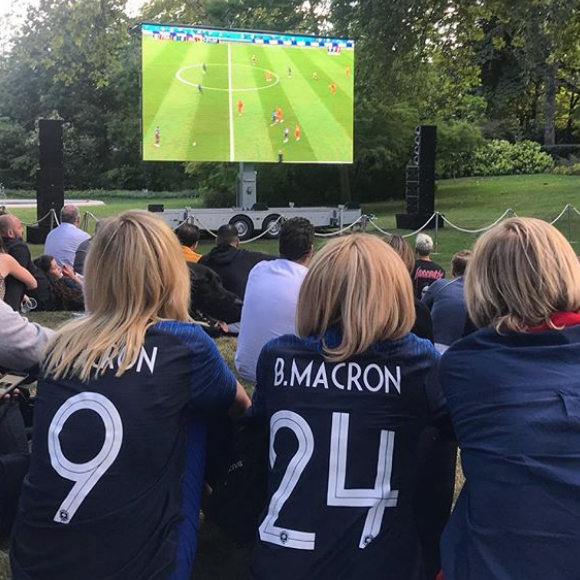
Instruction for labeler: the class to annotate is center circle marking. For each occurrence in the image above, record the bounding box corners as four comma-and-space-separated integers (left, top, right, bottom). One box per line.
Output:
175, 63, 281, 92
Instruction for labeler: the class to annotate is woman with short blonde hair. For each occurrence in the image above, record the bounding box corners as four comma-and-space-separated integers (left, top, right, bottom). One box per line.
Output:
250, 234, 445, 580
440, 217, 580, 580
11, 210, 250, 580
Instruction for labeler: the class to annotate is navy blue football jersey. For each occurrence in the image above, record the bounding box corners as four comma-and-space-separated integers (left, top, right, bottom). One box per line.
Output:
11, 321, 236, 580
250, 330, 443, 580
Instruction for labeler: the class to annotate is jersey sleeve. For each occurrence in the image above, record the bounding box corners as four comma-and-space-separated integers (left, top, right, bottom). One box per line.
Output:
154, 321, 237, 413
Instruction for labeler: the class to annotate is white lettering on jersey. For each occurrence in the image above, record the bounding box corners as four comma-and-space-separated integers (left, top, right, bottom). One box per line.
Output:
274, 359, 402, 394
91, 346, 158, 374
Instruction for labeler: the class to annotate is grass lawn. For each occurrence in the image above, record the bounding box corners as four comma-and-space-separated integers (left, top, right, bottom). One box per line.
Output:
3, 172, 578, 578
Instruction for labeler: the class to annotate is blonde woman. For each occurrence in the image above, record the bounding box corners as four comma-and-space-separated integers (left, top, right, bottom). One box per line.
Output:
250, 234, 445, 580
10, 211, 250, 580
0, 235, 37, 303
440, 218, 580, 580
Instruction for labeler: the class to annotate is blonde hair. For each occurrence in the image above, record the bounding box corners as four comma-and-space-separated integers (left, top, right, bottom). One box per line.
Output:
466, 217, 580, 332
44, 211, 191, 381
296, 234, 415, 362
385, 234, 414, 273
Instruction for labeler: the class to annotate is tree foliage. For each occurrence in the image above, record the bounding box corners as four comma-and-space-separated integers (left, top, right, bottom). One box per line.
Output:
1, 0, 580, 201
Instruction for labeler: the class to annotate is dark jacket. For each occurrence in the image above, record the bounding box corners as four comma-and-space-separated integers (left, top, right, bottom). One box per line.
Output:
2, 237, 49, 311
199, 244, 275, 300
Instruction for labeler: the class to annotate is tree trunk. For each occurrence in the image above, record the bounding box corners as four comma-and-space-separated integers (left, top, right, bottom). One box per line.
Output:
544, 63, 558, 146
338, 164, 352, 203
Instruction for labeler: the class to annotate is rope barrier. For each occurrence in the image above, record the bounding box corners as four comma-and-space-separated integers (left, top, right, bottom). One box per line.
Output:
549, 204, 572, 226
368, 213, 436, 238
313, 216, 365, 238
20, 209, 59, 227
240, 216, 285, 244
439, 208, 515, 234
190, 215, 219, 238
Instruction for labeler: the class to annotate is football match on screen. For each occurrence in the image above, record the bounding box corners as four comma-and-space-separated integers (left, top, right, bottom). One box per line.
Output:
141, 24, 355, 164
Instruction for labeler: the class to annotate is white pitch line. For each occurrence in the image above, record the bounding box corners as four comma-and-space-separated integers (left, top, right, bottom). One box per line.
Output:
228, 43, 235, 162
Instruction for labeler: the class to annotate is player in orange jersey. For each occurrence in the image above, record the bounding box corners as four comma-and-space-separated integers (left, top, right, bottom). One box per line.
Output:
346, 66, 351, 77
237, 100, 244, 116
276, 106, 283, 123
329, 82, 337, 95
294, 124, 301, 141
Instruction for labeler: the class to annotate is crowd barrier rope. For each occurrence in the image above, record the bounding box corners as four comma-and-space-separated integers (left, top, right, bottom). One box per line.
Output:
313, 215, 365, 238
20, 209, 60, 228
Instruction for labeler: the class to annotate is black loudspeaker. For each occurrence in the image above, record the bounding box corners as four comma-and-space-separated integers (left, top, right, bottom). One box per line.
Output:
397, 125, 439, 230
28, 120, 65, 244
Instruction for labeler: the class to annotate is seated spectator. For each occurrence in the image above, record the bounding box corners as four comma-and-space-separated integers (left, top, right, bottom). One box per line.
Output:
10, 210, 250, 580
250, 234, 446, 580
0, 214, 47, 311
385, 234, 433, 342
44, 204, 90, 267
422, 250, 471, 352
386, 233, 455, 578
235, 217, 314, 383
34, 255, 84, 311
73, 219, 101, 275
177, 223, 203, 263
0, 236, 37, 304
440, 218, 580, 580
200, 224, 274, 301
412, 233, 445, 299
0, 300, 53, 370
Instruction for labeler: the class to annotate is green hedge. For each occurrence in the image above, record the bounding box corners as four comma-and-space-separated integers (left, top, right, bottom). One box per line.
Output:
473, 140, 554, 176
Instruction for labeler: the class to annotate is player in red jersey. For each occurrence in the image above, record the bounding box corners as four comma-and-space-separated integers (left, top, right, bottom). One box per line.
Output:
294, 124, 301, 141
237, 100, 244, 116
276, 107, 283, 123
329, 82, 337, 95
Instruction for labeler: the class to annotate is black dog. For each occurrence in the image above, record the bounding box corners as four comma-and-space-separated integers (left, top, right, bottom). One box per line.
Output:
187, 262, 243, 324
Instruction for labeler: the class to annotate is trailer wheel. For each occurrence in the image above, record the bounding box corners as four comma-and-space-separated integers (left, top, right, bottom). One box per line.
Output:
262, 214, 282, 239
229, 215, 254, 241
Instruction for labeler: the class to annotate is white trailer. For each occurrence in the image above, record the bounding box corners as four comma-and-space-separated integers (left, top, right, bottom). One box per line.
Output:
153, 204, 362, 240
152, 163, 361, 240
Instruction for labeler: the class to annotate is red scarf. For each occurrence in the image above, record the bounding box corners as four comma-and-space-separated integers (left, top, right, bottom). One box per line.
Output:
528, 312, 580, 333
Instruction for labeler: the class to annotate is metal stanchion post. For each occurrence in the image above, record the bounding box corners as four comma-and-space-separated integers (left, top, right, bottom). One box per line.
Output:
360, 215, 368, 233
434, 212, 440, 254
568, 204, 576, 244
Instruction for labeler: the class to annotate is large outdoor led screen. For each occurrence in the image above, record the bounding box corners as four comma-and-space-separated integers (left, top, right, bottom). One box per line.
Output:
141, 24, 354, 164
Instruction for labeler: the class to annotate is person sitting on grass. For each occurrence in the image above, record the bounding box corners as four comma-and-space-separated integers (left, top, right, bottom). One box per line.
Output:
440, 218, 580, 580
10, 211, 251, 580
176, 223, 203, 263
412, 233, 445, 299
33, 255, 84, 312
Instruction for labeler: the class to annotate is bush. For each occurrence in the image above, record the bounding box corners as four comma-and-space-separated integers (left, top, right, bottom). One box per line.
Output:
436, 121, 485, 179
473, 140, 554, 176
204, 188, 236, 208
552, 163, 580, 176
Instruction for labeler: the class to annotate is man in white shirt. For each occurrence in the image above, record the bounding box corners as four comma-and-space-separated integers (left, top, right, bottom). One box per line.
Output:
44, 205, 91, 267
235, 217, 314, 383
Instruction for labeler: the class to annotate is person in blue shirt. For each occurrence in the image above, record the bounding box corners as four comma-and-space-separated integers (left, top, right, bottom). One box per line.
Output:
250, 234, 447, 580
422, 250, 471, 352
440, 217, 580, 580
10, 211, 250, 580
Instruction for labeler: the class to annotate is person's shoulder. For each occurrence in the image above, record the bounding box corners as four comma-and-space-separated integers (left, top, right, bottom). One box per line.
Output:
260, 333, 309, 356
150, 320, 210, 349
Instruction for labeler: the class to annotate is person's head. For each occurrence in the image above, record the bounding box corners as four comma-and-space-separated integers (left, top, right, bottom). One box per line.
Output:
176, 223, 200, 250
0, 214, 24, 241
278, 217, 315, 264
216, 224, 239, 248
385, 234, 414, 274
35, 254, 62, 278
466, 217, 580, 332
415, 233, 434, 258
61, 204, 81, 226
451, 250, 471, 278
44, 210, 191, 381
296, 234, 415, 362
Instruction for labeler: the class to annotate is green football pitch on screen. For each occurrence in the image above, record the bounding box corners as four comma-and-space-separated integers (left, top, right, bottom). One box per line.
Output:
141, 25, 354, 164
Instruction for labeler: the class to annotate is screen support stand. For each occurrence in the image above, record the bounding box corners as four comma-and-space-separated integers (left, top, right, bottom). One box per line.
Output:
237, 162, 257, 210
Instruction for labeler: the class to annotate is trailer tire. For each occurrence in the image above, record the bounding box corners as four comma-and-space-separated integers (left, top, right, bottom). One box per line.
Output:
229, 215, 254, 241
262, 214, 282, 239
